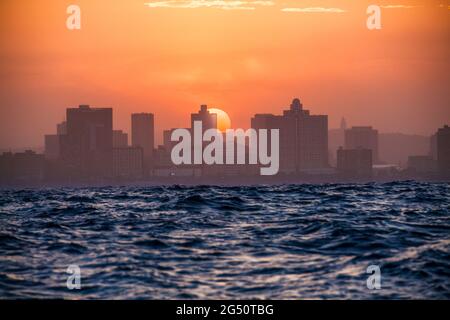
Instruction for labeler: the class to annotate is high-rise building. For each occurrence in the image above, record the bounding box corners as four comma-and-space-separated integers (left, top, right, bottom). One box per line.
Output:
57, 121, 67, 135
61, 105, 113, 179
328, 117, 348, 167
113, 147, 143, 179
44, 135, 60, 160
191, 105, 217, 131
436, 125, 450, 176
251, 98, 328, 173
252, 113, 294, 172
163, 128, 182, 156
131, 113, 154, 163
0, 152, 14, 184
45, 121, 68, 160
337, 147, 372, 178
345, 126, 379, 164
0, 150, 45, 184
113, 130, 128, 148
153, 128, 182, 167
340, 117, 347, 131
190, 105, 218, 169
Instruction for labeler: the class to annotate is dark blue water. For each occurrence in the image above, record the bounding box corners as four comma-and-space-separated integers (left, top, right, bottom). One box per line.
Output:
0, 181, 449, 299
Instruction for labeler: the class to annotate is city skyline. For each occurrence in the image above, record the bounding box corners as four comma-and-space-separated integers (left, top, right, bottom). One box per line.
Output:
1, 96, 449, 151
1, 0, 449, 149
1, 97, 448, 186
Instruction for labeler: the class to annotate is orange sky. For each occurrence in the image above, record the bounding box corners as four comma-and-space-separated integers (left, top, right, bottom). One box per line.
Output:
0, 0, 449, 148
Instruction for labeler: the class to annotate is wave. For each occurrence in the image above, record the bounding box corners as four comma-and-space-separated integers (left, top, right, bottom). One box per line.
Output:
0, 181, 449, 299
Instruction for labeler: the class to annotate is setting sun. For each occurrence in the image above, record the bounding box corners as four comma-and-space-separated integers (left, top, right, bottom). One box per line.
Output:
209, 108, 231, 132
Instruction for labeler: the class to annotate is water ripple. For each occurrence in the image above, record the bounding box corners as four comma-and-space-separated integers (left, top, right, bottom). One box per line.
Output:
0, 181, 449, 299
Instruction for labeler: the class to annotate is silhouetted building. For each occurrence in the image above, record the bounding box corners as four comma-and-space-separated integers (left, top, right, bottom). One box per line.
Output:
113, 147, 143, 179
0, 151, 45, 184
407, 156, 437, 174
131, 113, 154, 165
337, 147, 372, 178
190, 105, 218, 171
57, 121, 67, 135
43, 120, 69, 181
154, 145, 169, 168
191, 105, 217, 131
252, 98, 328, 173
430, 133, 437, 160
44, 135, 61, 160
156, 128, 179, 166
163, 128, 180, 152
340, 117, 347, 131
45, 120, 69, 160
329, 117, 348, 167
345, 126, 379, 164
61, 105, 113, 180
14, 150, 45, 182
0, 152, 14, 184
379, 133, 429, 168
436, 125, 450, 176
113, 130, 128, 148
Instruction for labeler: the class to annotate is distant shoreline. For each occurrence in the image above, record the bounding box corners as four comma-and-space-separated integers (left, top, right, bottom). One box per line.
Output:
1, 176, 449, 189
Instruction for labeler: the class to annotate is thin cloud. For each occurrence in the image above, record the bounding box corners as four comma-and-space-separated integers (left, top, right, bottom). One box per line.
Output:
281, 7, 347, 13
144, 0, 274, 10
380, 5, 419, 9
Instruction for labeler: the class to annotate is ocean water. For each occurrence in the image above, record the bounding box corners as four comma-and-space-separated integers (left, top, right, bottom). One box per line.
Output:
0, 181, 449, 299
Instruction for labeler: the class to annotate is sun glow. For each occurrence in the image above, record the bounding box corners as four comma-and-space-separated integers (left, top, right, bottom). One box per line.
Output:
209, 108, 231, 132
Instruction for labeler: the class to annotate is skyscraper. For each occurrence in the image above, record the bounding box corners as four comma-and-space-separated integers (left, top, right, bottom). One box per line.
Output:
190, 105, 218, 169
131, 113, 154, 163
113, 130, 128, 148
45, 121, 68, 160
345, 126, 379, 164
337, 147, 373, 178
340, 117, 347, 131
113, 147, 143, 179
251, 98, 328, 174
190, 105, 217, 131
44, 135, 60, 160
328, 117, 348, 167
61, 105, 113, 179
57, 121, 67, 135
252, 113, 294, 172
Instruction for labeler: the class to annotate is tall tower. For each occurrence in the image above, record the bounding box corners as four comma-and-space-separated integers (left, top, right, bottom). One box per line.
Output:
344, 126, 379, 164
113, 130, 128, 148
62, 104, 113, 179
252, 98, 328, 173
190, 105, 217, 131
190, 105, 218, 167
131, 113, 154, 162
340, 118, 347, 131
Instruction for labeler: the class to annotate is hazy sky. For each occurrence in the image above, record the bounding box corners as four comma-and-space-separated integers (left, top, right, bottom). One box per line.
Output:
0, 0, 449, 148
